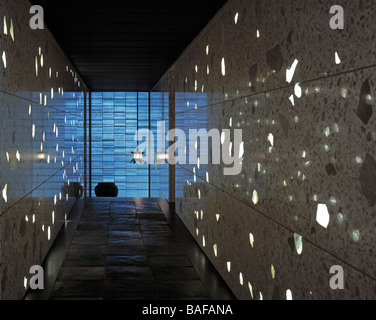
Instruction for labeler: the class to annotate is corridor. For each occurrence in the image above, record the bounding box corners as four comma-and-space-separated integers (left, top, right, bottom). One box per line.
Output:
1, 0, 376, 301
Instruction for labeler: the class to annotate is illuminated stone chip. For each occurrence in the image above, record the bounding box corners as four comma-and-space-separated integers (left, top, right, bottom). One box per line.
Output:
248, 282, 254, 299
267, 133, 274, 147
316, 203, 330, 228
221, 131, 226, 145
213, 244, 218, 257
35, 56, 38, 76
294, 233, 303, 254
2, 184, 8, 202
2, 51, 6, 68
10, 19, 14, 41
3, 16, 7, 35
252, 190, 259, 205
239, 142, 244, 158
286, 59, 299, 83
249, 233, 254, 248
221, 58, 226, 76
289, 94, 295, 106
335, 51, 341, 64
294, 83, 302, 98
271, 264, 276, 279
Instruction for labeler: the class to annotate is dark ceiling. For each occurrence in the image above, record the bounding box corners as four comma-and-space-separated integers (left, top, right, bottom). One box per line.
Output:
31, 0, 228, 92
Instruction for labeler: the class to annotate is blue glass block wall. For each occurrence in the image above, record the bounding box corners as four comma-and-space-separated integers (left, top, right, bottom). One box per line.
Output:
90, 92, 150, 197
150, 92, 169, 199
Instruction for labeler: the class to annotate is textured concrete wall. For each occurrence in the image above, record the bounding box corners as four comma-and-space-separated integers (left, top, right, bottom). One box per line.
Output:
0, 0, 86, 299
153, 0, 376, 299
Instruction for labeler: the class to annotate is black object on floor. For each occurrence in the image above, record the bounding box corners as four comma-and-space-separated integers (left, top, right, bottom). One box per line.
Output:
94, 183, 119, 197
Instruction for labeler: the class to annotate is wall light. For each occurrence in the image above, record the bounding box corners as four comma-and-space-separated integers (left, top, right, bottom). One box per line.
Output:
36, 152, 46, 162
131, 148, 145, 164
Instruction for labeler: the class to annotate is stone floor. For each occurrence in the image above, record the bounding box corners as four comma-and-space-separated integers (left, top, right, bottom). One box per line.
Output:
48, 198, 214, 300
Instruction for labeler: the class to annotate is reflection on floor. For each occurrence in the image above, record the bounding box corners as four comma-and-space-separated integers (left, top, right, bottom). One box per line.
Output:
26, 198, 235, 300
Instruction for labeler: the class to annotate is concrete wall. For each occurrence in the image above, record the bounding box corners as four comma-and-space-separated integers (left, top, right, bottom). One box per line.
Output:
0, 0, 86, 299
153, 0, 376, 299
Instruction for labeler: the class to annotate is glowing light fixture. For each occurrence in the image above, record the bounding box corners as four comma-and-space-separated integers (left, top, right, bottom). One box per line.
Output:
130, 149, 144, 164
37, 152, 46, 162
